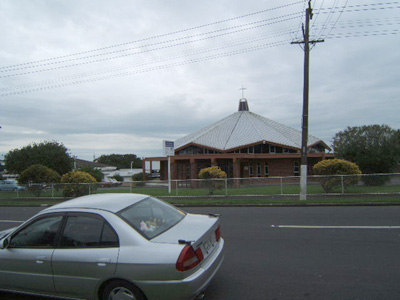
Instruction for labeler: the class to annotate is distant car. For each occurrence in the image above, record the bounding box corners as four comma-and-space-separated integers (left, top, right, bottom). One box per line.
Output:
0, 193, 224, 300
149, 172, 161, 179
100, 178, 122, 188
0, 180, 25, 191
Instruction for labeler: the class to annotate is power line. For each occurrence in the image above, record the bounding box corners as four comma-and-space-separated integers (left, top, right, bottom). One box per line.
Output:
0, 12, 303, 78
2, 2, 396, 79
0, 40, 290, 97
326, 28, 399, 38
0, 1, 304, 71
0, 28, 296, 93
317, 1, 400, 13
313, 0, 348, 40
0, 1, 398, 97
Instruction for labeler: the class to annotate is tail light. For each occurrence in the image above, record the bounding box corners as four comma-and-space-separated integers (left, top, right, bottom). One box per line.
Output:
176, 245, 204, 272
215, 225, 221, 242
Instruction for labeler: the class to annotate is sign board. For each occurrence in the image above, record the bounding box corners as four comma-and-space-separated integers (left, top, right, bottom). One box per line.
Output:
163, 140, 175, 156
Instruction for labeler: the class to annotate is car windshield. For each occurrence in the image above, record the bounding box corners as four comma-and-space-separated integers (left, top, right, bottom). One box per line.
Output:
118, 197, 186, 239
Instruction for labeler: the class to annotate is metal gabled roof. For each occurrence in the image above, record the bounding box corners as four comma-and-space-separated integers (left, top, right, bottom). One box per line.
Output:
175, 100, 325, 152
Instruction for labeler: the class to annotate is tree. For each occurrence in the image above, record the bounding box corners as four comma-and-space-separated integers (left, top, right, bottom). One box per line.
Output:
95, 154, 142, 169
333, 125, 400, 185
61, 171, 97, 197
79, 166, 103, 182
198, 166, 227, 195
18, 164, 61, 197
313, 159, 361, 193
5, 141, 73, 175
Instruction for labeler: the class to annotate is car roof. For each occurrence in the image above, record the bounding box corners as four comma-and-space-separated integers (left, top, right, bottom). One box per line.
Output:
43, 193, 149, 214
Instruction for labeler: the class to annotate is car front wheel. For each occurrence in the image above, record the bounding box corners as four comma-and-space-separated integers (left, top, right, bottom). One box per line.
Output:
102, 280, 146, 300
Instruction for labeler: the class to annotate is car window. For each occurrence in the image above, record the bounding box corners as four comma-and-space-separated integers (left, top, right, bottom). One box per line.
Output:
9, 215, 63, 248
118, 197, 186, 239
60, 214, 119, 248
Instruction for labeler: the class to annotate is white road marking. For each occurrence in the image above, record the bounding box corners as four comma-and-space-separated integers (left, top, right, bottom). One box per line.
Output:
271, 225, 400, 229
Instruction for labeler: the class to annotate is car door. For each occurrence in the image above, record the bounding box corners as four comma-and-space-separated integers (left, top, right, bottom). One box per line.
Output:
0, 214, 63, 295
52, 213, 120, 299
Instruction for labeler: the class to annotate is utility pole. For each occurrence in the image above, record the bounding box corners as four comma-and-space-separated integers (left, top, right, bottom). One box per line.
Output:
291, 0, 324, 200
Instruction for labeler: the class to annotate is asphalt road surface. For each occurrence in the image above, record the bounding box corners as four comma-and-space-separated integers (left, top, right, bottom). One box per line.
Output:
1, 205, 400, 300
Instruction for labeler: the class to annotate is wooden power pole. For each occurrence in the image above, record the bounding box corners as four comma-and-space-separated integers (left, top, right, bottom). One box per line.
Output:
291, 0, 324, 200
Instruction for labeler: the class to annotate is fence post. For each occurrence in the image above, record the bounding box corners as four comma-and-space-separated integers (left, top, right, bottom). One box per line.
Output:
225, 178, 228, 196
280, 177, 283, 195
176, 180, 178, 196
89, 184, 91, 195
341, 175, 344, 194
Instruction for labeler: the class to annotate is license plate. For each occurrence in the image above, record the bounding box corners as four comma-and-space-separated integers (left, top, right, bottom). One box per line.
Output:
202, 235, 216, 255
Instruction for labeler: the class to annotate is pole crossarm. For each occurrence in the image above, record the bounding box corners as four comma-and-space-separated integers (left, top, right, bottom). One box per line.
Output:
291, 39, 324, 45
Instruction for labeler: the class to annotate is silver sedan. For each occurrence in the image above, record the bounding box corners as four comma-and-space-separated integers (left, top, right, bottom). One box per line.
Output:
0, 194, 224, 300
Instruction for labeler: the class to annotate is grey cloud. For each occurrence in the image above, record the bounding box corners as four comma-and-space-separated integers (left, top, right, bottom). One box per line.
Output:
0, 0, 399, 160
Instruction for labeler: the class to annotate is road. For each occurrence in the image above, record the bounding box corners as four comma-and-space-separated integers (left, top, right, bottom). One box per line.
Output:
1, 206, 400, 300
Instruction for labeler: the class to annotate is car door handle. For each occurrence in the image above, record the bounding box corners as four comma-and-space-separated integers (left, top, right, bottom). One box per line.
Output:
97, 258, 111, 267
36, 256, 47, 264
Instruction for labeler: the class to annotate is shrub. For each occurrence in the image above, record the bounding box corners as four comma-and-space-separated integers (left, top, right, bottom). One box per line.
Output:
198, 166, 227, 195
313, 159, 361, 193
132, 173, 150, 186
61, 171, 97, 197
18, 164, 60, 197
112, 175, 123, 182
362, 174, 388, 186
79, 167, 103, 182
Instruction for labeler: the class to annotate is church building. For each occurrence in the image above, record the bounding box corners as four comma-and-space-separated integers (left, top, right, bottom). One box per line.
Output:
143, 98, 333, 181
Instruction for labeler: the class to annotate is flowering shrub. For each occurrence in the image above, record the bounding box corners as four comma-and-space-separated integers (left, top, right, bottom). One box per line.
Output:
313, 159, 361, 193
61, 171, 97, 197
198, 166, 227, 195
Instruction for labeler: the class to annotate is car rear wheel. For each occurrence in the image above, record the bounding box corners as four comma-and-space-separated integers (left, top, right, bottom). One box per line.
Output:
102, 280, 146, 300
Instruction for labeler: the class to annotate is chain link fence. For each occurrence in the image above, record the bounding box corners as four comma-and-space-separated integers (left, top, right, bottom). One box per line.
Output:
1, 173, 399, 198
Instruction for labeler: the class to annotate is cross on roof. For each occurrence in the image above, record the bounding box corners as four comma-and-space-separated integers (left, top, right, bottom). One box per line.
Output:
239, 86, 247, 98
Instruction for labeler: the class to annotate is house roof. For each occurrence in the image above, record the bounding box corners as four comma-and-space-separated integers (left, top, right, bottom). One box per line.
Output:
175, 98, 329, 152
75, 159, 115, 169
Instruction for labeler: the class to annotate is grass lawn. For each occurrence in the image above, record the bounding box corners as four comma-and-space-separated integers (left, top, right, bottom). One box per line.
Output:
0, 183, 399, 206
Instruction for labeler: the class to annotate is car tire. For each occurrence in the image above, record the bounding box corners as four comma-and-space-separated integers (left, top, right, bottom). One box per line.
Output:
102, 280, 146, 300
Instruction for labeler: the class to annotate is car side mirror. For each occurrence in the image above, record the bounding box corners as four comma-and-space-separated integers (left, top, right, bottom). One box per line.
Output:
1, 237, 10, 249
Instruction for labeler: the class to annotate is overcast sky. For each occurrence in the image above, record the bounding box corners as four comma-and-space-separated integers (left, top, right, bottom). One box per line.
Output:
0, 0, 399, 161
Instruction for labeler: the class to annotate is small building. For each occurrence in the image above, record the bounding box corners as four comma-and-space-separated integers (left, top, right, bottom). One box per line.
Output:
75, 159, 142, 182
106, 169, 143, 182
74, 159, 117, 181
144, 98, 334, 180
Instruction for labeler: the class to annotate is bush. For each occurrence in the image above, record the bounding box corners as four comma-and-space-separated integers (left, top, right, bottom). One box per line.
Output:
79, 167, 103, 182
313, 159, 361, 193
362, 174, 389, 186
198, 166, 227, 195
18, 164, 60, 197
112, 175, 123, 182
132, 173, 150, 186
61, 171, 97, 197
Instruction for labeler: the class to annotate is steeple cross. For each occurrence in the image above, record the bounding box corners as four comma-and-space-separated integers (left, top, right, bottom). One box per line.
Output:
239, 85, 247, 98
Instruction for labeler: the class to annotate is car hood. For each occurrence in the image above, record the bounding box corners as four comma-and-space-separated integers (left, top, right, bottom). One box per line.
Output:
151, 213, 219, 245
